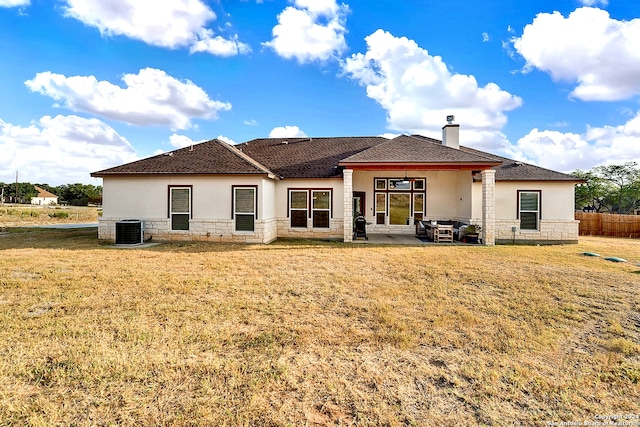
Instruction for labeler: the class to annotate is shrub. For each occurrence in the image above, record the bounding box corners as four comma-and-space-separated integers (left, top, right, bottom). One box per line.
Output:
49, 211, 69, 219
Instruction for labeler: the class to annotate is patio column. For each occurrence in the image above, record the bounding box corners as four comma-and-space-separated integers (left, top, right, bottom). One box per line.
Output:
481, 169, 496, 246
343, 169, 353, 242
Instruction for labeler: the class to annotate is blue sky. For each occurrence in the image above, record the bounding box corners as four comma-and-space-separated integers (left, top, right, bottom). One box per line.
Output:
1, 0, 639, 185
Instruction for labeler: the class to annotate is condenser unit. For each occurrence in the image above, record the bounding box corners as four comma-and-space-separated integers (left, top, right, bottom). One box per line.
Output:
115, 219, 143, 245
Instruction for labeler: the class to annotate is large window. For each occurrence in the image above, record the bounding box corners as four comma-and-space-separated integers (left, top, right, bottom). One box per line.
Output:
518, 191, 540, 230
289, 189, 331, 229
389, 193, 411, 225
234, 187, 256, 232
169, 186, 191, 230
374, 177, 426, 225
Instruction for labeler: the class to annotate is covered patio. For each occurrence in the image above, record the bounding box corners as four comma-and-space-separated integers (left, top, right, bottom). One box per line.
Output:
351, 233, 480, 245
340, 134, 500, 245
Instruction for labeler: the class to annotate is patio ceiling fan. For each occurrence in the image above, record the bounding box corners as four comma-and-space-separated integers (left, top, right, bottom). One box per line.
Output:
400, 172, 417, 184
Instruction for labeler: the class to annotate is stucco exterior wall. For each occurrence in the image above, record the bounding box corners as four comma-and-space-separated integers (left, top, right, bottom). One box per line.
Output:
472, 180, 579, 242
273, 178, 345, 240
98, 173, 578, 245
351, 170, 472, 223
31, 197, 58, 205
99, 175, 278, 243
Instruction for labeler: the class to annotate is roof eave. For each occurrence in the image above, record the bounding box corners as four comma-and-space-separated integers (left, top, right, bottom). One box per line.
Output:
496, 178, 586, 183
338, 161, 502, 170
91, 171, 279, 179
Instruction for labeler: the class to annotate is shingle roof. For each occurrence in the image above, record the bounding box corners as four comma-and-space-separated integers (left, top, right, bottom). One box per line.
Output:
340, 135, 502, 165
91, 139, 274, 177
459, 146, 584, 182
90, 134, 581, 182
236, 136, 387, 178
34, 186, 58, 199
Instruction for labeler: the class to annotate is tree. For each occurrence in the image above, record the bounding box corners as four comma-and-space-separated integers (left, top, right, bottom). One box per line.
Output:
593, 162, 640, 214
0, 182, 37, 203
572, 170, 610, 212
57, 183, 103, 206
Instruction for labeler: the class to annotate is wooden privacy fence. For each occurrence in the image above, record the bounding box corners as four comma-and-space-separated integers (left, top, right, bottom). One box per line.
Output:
575, 212, 640, 238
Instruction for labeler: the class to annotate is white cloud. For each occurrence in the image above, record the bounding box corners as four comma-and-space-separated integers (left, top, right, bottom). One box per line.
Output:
263, 0, 349, 63
379, 133, 401, 139
216, 135, 237, 145
168, 133, 203, 148
482, 32, 489, 42
0, 115, 137, 185
578, 0, 608, 5
512, 7, 640, 101
269, 126, 307, 138
0, 0, 29, 7
25, 68, 232, 130
244, 119, 258, 126
62, 0, 250, 56
189, 31, 251, 56
506, 111, 640, 172
342, 29, 522, 150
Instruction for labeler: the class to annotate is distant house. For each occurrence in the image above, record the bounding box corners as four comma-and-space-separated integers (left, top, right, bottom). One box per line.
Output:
91, 119, 582, 245
31, 186, 58, 206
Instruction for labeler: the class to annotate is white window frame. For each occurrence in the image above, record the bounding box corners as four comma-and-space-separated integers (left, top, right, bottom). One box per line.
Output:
413, 192, 425, 222
388, 192, 412, 225
312, 190, 331, 229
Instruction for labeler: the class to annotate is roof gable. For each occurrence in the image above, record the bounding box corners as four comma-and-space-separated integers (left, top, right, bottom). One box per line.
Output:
34, 186, 58, 199
91, 139, 274, 177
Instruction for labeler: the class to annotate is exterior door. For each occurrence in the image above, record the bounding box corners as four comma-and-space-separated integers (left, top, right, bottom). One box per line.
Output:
353, 192, 366, 218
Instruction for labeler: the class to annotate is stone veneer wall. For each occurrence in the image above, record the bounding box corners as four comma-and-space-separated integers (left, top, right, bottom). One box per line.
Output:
275, 218, 343, 240
495, 219, 580, 244
98, 217, 278, 244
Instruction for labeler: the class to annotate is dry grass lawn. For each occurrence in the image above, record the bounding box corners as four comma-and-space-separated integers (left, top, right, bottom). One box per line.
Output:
0, 227, 638, 426
0, 205, 99, 227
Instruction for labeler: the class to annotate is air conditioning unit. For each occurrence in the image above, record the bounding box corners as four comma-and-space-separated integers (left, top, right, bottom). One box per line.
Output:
115, 219, 143, 245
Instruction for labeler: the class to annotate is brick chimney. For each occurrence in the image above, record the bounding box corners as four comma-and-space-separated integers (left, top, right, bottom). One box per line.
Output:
442, 115, 459, 149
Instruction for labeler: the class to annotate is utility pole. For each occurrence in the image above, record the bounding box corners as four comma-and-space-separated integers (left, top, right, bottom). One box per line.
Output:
15, 171, 19, 204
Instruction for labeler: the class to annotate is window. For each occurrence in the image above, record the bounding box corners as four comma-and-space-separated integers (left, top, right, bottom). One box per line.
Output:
169, 186, 191, 230
413, 193, 424, 223
389, 193, 411, 225
519, 191, 540, 230
290, 190, 308, 228
312, 190, 330, 228
234, 187, 256, 232
374, 177, 426, 225
289, 189, 331, 229
375, 193, 386, 225
389, 179, 411, 190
